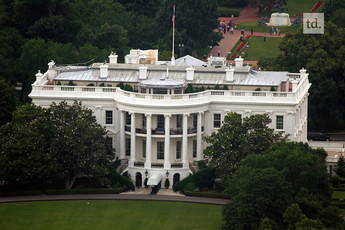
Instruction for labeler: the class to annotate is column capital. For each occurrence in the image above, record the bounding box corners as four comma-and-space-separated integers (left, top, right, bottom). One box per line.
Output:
164, 113, 172, 118
128, 111, 135, 115
198, 111, 204, 115
183, 113, 190, 117
145, 113, 152, 117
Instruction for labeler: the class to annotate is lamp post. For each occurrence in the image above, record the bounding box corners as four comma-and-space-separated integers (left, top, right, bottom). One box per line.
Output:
166, 170, 169, 177
178, 44, 186, 57
145, 170, 148, 177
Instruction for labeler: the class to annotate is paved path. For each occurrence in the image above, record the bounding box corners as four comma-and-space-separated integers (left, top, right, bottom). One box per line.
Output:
0, 193, 229, 205
209, 6, 284, 65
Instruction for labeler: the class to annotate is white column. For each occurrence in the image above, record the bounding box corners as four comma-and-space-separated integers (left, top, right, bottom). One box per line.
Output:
182, 113, 189, 168
196, 112, 203, 161
129, 112, 136, 167
145, 114, 152, 169
119, 110, 125, 159
164, 114, 171, 169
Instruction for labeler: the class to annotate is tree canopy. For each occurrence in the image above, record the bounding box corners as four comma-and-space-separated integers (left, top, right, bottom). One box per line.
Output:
203, 112, 285, 181
223, 142, 344, 230
0, 101, 115, 190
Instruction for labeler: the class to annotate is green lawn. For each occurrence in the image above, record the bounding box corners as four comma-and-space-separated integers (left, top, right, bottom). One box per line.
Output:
237, 21, 301, 34
333, 190, 345, 200
0, 200, 223, 230
287, 0, 322, 16
230, 36, 283, 61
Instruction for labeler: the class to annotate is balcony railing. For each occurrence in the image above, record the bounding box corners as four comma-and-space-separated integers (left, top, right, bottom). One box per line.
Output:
125, 126, 204, 135
30, 75, 310, 106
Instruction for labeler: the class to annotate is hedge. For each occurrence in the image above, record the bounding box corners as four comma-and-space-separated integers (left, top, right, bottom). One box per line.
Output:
0, 190, 43, 197
217, 8, 240, 17
184, 190, 230, 199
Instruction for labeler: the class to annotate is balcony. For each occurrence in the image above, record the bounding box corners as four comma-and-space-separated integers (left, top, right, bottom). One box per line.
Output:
125, 126, 204, 135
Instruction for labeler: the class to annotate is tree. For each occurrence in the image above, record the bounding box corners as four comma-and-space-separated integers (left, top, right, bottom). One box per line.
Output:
222, 142, 344, 230
49, 101, 115, 189
0, 79, 17, 126
203, 112, 285, 181
334, 156, 345, 178
258, 22, 345, 131
156, 0, 221, 56
0, 103, 57, 190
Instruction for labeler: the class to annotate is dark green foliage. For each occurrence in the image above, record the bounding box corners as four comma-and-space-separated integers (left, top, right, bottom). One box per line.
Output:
183, 182, 196, 192
331, 175, 340, 188
87, 83, 95, 86
0, 79, 17, 126
223, 85, 229, 90
144, 178, 148, 188
204, 112, 286, 182
164, 178, 170, 189
217, 8, 240, 17
116, 82, 133, 92
198, 160, 207, 170
218, 0, 249, 7
258, 22, 345, 131
68, 80, 75, 86
334, 156, 345, 178
222, 142, 344, 230
173, 167, 216, 192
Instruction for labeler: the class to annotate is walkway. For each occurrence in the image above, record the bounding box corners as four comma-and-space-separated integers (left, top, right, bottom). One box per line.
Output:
209, 6, 284, 65
0, 192, 229, 205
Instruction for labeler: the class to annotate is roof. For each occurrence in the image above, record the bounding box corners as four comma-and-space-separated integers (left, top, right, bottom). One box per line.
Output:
147, 173, 163, 186
54, 63, 289, 87
139, 78, 187, 89
167, 55, 207, 67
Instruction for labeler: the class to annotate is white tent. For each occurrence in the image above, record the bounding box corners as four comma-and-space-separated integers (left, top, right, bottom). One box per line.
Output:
147, 173, 163, 186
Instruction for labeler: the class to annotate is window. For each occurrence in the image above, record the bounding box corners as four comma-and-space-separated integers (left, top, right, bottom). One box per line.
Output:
157, 142, 164, 159
126, 112, 131, 125
193, 140, 197, 158
106, 137, 113, 149
213, 113, 221, 128
176, 141, 181, 159
142, 140, 146, 158
193, 113, 197, 128
105, 110, 113, 124
176, 115, 182, 129
157, 115, 164, 129
142, 114, 146, 129
126, 139, 130, 156
276, 115, 284, 129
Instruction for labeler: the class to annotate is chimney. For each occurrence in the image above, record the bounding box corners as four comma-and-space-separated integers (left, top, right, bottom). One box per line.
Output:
186, 66, 195, 81
234, 56, 243, 67
109, 52, 118, 64
291, 79, 299, 92
139, 66, 148, 79
47, 60, 57, 80
99, 63, 109, 79
225, 67, 235, 82
35, 70, 43, 85
299, 68, 307, 79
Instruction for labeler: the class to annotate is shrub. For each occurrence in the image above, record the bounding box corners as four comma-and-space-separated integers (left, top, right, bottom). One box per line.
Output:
173, 167, 216, 192
184, 182, 196, 192
144, 178, 148, 188
331, 175, 340, 188
99, 83, 105, 87
56, 81, 61, 85
165, 178, 170, 189
87, 83, 95, 86
198, 160, 207, 170
45, 187, 124, 195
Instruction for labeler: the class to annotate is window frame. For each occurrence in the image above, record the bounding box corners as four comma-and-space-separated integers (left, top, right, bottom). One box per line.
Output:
213, 113, 221, 128
157, 141, 164, 160
105, 110, 113, 125
276, 115, 284, 130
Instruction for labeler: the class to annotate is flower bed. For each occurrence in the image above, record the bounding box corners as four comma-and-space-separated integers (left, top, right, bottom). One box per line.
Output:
246, 35, 251, 39
231, 53, 238, 58
312, 1, 323, 11
236, 41, 247, 52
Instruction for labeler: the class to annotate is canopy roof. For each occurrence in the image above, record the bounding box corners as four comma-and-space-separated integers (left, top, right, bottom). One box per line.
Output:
147, 173, 163, 186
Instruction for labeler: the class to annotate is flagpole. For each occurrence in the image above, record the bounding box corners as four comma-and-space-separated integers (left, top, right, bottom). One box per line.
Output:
171, 5, 175, 65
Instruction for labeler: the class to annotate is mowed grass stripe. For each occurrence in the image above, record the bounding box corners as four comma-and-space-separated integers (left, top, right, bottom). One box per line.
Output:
0, 200, 223, 230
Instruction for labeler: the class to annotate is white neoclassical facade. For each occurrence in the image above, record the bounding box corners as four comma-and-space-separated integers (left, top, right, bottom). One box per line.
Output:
29, 49, 311, 188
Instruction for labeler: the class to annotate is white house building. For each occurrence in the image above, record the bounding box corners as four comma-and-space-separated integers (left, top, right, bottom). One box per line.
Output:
29, 49, 311, 188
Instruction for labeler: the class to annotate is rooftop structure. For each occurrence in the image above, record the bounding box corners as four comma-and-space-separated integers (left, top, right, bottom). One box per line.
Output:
30, 49, 311, 188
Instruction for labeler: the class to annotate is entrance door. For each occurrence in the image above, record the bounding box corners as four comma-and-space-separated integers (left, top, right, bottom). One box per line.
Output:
136, 172, 142, 188
173, 173, 180, 185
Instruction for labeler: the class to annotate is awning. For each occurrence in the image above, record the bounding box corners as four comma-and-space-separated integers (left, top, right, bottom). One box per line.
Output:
147, 173, 163, 186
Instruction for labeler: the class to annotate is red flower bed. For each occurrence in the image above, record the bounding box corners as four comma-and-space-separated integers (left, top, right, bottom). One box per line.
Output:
312, 1, 323, 11
231, 53, 238, 58
236, 41, 247, 52
246, 35, 251, 39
